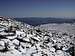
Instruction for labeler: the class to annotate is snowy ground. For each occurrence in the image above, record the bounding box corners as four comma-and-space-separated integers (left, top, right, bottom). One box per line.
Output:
0, 17, 74, 56
35, 23, 75, 34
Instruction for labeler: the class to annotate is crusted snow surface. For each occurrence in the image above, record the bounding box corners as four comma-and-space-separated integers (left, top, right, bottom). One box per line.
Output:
0, 17, 74, 56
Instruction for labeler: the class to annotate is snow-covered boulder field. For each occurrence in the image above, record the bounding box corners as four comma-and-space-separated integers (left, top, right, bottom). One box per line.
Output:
0, 17, 74, 56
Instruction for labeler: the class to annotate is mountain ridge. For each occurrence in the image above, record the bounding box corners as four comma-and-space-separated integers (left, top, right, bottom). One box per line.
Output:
14, 17, 75, 26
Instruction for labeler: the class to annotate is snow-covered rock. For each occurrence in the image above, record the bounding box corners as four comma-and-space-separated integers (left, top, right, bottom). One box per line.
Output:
6, 35, 17, 40
22, 38, 30, 42
56, 50, 64, 56
31, 37, 40, 41
0, 41, 5, 50
50, 47, 56, 52
12, 39, 19, 46
16, 31, 26, 37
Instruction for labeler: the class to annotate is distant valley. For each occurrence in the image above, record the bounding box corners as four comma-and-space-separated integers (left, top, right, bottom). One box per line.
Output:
14, 17, 75, 26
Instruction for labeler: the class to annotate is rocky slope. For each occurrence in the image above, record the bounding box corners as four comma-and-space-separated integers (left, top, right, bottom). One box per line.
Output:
0, 17, 74, 56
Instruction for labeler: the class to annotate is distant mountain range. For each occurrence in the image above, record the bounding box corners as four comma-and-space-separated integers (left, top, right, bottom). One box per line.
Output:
14, 17, 75, 26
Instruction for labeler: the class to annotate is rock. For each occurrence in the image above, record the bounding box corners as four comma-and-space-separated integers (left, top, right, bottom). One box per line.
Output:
22, 38, 30, 42
12, 39, 20, 46
50, 47, 56, 52
17, 36, 23, 39
18, 46, 26, 53
62, 47, 69, 51
16, 31, 26, 37
6, 35, 17, 40
6, 41, 15, 50
27, 34, 33, 38
1, 39, 11, 43
56, 50, 64, 56
0, 41, 5, 50
31, 37, 40, 42
20, 42, 26, 48
56, 43, 62, 49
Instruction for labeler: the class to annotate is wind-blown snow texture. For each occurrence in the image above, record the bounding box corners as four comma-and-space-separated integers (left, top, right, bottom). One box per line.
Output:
0, 17, 75, 56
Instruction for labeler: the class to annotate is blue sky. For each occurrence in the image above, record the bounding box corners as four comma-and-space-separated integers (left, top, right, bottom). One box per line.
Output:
0, 0, 75, 18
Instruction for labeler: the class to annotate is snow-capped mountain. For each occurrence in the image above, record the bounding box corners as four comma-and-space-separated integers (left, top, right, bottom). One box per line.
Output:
0, 17, 74, 56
